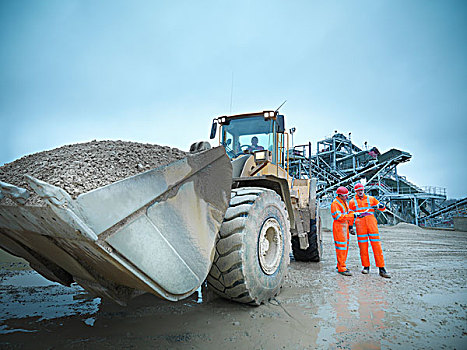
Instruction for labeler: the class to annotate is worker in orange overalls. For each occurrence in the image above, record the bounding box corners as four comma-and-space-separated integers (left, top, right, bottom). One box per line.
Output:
330, 186, 357, 276
349, 183, 391, 278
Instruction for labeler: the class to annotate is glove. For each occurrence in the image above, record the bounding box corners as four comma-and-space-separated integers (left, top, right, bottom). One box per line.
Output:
355, 212, 372, 218
377, 203, 385, 209
349, 226, 355, 235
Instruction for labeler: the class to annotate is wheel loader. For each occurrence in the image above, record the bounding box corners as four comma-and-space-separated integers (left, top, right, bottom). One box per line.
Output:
0, 110, 321, 306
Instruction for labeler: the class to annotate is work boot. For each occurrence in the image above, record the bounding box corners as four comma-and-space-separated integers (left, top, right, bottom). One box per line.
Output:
338, 269, 352, 276
379, 267, 391, 278
361, 266, 370, 274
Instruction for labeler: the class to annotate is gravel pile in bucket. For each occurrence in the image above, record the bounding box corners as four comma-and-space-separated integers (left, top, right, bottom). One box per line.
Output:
0, 140, 187, 206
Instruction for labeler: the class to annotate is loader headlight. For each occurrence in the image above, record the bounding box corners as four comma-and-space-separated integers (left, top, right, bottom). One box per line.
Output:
263, 111, 275, 119
254, 150, 270, 163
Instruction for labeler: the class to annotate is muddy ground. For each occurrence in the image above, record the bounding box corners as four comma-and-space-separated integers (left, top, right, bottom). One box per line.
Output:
0, 224, 465, 349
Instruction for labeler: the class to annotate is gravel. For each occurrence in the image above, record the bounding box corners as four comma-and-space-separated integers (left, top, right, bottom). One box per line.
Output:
0, 140, 187, 206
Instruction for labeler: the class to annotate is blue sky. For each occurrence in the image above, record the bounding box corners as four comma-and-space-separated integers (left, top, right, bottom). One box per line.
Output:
1, 1, 466, 198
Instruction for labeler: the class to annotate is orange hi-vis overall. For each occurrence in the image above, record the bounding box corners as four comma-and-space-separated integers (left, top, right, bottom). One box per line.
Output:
330, 197, 355, 272
349, 194, 385, 268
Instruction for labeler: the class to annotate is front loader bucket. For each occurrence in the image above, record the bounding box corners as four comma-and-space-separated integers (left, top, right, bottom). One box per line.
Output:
0, 146, 232, 305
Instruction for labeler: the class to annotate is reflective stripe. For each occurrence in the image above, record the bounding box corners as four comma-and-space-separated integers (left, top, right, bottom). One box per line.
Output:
335, 246, 347, 251
358, 239, 368, 243
334, 240, 347, 245
351, 195, 375, 213
370, 239, 380, 242
369, 233, 379, 236
357, 234, 368, 237
368, 196, 376, 212
336, 199, 349, 214
336, 201, 345, 213
330, 206, 343, 220
331, 198, 350, 220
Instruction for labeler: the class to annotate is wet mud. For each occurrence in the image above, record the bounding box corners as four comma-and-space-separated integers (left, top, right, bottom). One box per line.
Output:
0, 224, 465, 349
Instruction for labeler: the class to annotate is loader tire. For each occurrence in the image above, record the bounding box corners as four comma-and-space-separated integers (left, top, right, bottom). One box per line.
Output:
207, 187, 290, 305
291, 219, 323, 262
189, 141, 211, 153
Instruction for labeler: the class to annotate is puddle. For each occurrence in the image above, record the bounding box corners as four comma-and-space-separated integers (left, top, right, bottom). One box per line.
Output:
0, 324, 37, 334
0, 270, 101, 334
316, 303, 336, 346
1, 270, 58, 287
84, 317, 96, 326
313, 276, 389, 349
196, 286, 203, 304
183, 285, 205, 307
419, 291, 467, 306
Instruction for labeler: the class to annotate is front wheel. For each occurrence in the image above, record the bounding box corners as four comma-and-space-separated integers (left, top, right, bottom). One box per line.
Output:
207, 187, 291, 305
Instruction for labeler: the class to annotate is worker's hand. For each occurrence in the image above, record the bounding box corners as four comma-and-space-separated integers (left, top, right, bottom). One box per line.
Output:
354, 212, 363, 219
377, 203, 385, 209
356, 212, 372, 218
349, 226, 356, 235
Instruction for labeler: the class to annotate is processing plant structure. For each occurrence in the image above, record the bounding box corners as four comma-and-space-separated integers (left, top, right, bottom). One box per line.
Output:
288, 131, 464, 228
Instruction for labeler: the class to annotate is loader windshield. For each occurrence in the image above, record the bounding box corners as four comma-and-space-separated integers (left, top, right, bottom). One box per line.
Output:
221, 115, 275, 159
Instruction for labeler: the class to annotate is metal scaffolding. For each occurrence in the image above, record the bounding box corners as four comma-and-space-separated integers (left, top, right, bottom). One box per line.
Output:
419, 196, 467, 227
289, 131, 450, 226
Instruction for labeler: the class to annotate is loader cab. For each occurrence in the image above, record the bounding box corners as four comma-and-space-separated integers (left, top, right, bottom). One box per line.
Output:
210, 111, 288, 169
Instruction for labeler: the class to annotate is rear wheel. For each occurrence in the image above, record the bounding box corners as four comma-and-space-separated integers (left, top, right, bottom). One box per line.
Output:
207, 187, 290, 305
291, 218, 323, 262
189, 141, 211, 153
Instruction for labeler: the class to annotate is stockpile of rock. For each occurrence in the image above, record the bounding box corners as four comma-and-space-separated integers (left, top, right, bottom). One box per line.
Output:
0, 140, 187, 205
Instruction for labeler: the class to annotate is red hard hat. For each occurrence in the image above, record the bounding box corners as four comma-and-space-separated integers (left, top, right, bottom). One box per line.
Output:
354, 183, 364, 191
336, 186, 349, 195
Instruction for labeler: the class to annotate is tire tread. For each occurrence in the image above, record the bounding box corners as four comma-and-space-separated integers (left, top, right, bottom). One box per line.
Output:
208, 187, 290, 305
